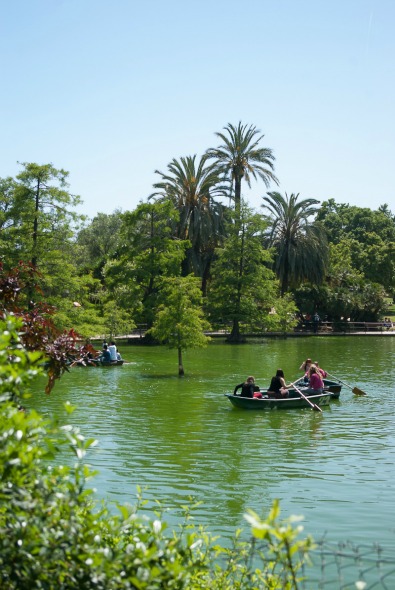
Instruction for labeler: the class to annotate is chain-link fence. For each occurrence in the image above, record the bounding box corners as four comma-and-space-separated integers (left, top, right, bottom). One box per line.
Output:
300, 539, 395, 589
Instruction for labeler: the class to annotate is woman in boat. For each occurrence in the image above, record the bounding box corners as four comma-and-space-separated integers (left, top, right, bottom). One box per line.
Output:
305, 365, 324, 393
233, 376, 260, 398
299, 358, 312, 382
267, 369, 292, 399
314, 361, 327, 378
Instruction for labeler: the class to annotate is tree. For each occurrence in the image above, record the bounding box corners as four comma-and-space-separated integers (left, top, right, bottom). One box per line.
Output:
294, 240, 388, 321
316, 200, 395, 294
13, 162, 82, 271
261, 192, 329, 295
207, 203, 287, 342
76, 210, 123, 279
0, 262, 79, 394
104, 201, 188, 331
0, 177, 19, 263
148, 275, 211, 375
206, 121, 278, 219
150, 154, 228, 292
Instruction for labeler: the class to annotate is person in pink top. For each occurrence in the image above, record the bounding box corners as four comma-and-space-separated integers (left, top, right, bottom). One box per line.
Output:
307, 365, 324, 393
314, 361, 327, 378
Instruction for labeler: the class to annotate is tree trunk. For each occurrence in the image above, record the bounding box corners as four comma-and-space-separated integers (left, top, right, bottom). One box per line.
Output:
178, 346, 184, 376
234, 175, 242, 221
32, 180, 40, 269
226, 318, 246, 343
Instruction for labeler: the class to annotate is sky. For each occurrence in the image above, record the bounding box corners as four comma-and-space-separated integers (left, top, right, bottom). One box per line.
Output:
1, 0, 394, 220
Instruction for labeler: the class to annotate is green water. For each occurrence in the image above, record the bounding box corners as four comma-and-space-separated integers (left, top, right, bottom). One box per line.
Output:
30, 336, 395, 550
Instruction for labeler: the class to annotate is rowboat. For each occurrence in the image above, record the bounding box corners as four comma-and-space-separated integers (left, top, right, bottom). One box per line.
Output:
225, 390, 331, 410
71, 359, 124, 367
293, 378, 342, 399
98, 360, 124, 367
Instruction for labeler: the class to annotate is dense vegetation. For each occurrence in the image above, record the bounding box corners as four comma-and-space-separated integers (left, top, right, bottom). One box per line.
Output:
1, 122, 394, 352
0, 315, 316, 589
1, 121, 393, 586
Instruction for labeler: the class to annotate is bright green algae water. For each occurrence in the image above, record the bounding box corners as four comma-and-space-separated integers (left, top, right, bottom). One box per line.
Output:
30, 336, 395, 552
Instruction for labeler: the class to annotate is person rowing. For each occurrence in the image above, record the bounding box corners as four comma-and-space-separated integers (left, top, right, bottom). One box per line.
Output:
299, 358, 312, 383
304, 365, 324, 394
314, 361, 327, 378
267, 369, 293, 399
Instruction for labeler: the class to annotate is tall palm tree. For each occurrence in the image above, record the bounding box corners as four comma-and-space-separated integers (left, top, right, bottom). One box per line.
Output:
206, 121, 278, 219
150, 154, 228, 292
261, 192, 329, 295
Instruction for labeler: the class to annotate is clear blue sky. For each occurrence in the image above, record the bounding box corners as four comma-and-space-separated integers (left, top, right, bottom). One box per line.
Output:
1, 0, 394, 219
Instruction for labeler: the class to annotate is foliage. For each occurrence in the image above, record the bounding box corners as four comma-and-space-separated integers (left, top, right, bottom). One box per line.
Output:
0, 164, 101, 333
76, 210, 123, 279
104, 201, 188, 329
261, 192, 329, 295
150, 154, 228, 290
148, 275, 211, 375
102, 300, 134, 340
316, 199, 395, 294
294, 240, 388, 321
206, 121, 278, 219
0, 262, 79, 394
0, 316, 315, 589
6, 162, 83, 270
207, 204, 287, 341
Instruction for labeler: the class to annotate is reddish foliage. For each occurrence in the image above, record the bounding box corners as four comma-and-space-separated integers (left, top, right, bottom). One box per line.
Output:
0, 262, 80, 394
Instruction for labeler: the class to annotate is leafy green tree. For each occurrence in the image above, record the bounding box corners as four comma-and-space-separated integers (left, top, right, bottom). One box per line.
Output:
148, 275, 211, 375
13, 162, 82, 270
150, 154, 228, 292
0, 176, 19, 263
294, 240, 388, 321
262, 192, 329, 295
206, 121, 278, 219
104, 201, 188, 331
207, 204, 285, 342
317, 199, 395, 294
76, 210, 123, 279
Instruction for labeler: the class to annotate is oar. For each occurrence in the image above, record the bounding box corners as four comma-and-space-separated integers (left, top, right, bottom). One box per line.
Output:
290, 382, 323, 412
326, 372, 367, 396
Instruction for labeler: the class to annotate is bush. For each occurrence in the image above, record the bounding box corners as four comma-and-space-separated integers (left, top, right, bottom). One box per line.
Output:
0, 315, 314, 589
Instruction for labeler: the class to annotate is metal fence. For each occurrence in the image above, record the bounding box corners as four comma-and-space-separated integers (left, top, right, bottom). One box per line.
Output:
294, 539, 395, 589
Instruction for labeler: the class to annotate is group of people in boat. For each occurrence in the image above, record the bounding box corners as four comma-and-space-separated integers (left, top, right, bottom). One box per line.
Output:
70, 340, 122, 367
233, 357, 328, 399
100, 341, 122, 363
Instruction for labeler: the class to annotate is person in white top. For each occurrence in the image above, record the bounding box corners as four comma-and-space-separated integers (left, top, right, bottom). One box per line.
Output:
108, 341, 117, 361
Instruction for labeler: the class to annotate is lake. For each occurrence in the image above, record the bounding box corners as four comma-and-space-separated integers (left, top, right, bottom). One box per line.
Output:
30, 335, 395, 581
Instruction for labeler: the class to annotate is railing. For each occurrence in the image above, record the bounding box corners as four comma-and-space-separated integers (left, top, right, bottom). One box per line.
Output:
295, 321, 394, 334
116, 321, 394, 341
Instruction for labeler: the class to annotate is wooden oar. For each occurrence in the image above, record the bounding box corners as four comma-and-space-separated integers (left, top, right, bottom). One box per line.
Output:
326, 372, 367, 396
290, 382, 323, 412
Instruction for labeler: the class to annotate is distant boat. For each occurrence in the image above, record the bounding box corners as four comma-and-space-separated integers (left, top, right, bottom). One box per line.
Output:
71, 359, 124, 367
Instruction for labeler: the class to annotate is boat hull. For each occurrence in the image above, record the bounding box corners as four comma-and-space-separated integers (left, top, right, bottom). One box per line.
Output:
225, 392, 331, 410
293, 378, 342, 399
72, 359, 124, 367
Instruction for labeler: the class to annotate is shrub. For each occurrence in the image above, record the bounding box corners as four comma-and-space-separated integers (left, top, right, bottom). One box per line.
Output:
0, 315, 314, 589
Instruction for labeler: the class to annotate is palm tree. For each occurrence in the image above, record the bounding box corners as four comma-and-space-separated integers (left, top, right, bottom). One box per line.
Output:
150, 154, 228, 293
206, 121, 278, 219
261, 192, 329, 295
